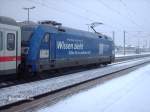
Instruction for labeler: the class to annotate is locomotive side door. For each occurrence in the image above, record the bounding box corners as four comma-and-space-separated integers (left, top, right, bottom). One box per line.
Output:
4, 30, 17, 74
40, 33, 50, 60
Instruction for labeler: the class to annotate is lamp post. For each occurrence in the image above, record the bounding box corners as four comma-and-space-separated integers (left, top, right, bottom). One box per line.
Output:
23, 6, 35, 24
112, 31, 115, 43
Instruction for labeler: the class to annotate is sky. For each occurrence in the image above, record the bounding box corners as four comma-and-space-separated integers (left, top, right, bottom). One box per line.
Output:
0, 0, 150, 47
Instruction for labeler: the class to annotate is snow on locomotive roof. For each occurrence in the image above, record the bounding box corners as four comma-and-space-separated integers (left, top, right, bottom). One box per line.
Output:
0, 16, 18, 26
38, 20, 104, 39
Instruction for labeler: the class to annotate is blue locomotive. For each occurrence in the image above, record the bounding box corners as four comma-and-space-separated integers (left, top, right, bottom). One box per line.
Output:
21, 21, 115, 74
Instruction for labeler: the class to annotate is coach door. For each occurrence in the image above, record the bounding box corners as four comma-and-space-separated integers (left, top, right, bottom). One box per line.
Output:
0, 31, 4, 73
4, 30, 17, 73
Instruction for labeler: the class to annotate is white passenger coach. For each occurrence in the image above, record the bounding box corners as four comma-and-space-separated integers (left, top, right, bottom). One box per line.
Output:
0, 16, 21, 75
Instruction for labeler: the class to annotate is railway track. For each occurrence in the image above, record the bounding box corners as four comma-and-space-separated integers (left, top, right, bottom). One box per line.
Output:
0, 56, 150, 111
0, 53, 150, 89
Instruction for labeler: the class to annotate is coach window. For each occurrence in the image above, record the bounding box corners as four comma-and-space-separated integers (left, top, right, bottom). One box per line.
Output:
43, 33, 50, 44
0, 31, 3, 51
7, 33, 15, 51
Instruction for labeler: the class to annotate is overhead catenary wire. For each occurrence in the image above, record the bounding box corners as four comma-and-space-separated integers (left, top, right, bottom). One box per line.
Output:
27, 0, 94, 22
119, 0, 137, 15
27, 0, 124, 31
62, 0, 124, 30
26, 0, 149, 33
126, 31, 150, 38
45, 0, 122, 30
119, 0, 143, 29
120, 0, 150, 29
97, 0, 142, 30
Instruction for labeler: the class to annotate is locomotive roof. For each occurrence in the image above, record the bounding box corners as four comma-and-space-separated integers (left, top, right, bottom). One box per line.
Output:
22, 23, 112, 41
0, 16, 18, 26
61, 26, 112, 40
62, 27, 99, 38
40, 24, 105, 39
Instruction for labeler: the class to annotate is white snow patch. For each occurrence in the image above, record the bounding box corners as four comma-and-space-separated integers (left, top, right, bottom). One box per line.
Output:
115, 52, 150, 57
37, 64, 150, 112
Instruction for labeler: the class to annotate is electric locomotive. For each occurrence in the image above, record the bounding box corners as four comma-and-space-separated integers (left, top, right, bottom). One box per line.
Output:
21, 21, 115, 74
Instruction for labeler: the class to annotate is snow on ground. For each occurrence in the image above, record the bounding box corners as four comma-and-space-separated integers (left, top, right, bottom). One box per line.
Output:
37, 64, 150, 112
115, 52, 150, 57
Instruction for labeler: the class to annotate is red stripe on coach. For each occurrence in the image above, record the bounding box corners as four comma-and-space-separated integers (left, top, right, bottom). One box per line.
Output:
0, 56, 21, 62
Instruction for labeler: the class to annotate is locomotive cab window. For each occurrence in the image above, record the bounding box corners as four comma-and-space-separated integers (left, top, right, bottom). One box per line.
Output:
0, 31, 3, 51
42, 33, 50, 44
7, 33, 15, 51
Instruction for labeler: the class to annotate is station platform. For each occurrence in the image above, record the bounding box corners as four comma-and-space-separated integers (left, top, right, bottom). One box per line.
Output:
37, 64, 150, 112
